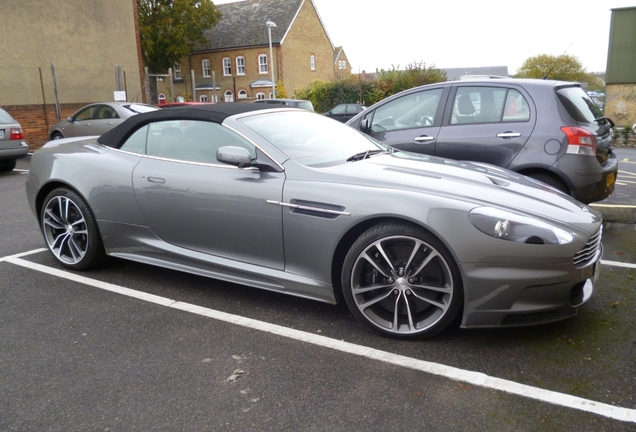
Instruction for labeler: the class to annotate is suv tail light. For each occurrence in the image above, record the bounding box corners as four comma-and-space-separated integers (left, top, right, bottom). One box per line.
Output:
10, 128, 24, 141
562, 126, 596, 156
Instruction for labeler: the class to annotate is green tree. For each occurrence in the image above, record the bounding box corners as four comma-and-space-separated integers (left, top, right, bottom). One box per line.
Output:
514, 54, 588, 82
138, 0, 221, 102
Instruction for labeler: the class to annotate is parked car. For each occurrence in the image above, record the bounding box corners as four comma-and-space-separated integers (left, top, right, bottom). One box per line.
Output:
346, 78, 618, 204
49, 102, 158, 140
323, 103, 366, 123
27, 104, 603, 339
0, 107, 29, 172
253, 98, 314, 111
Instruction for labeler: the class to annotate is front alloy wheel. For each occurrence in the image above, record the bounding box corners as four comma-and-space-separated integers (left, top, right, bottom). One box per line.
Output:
41, 188, 104, 270
342, 222, 463, 339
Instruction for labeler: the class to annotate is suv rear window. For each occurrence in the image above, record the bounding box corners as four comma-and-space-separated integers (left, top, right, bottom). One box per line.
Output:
556, 87, 602, 124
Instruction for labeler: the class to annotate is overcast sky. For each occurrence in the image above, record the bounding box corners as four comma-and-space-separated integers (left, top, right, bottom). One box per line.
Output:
213, 0, 634, 74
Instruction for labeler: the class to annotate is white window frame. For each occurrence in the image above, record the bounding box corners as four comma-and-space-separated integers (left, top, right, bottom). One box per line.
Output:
173, 63, 182, 80
223, 57, 232, 76
310, 55, 315, 71
238, 89, 248, 99
258, 54, 268, 74
256, 92, 266, 100
224, 90, 234, 102
200, 95, 208, 102
202, 59, 211, 77
236, 56, 245, 75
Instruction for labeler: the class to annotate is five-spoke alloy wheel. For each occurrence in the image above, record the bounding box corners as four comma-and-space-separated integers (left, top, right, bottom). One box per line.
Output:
41, 188, 104, 270
342, 222, 463, 339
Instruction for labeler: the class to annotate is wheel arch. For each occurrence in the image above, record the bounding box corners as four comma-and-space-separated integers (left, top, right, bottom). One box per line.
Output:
330, 215, 462, 304
35, 180, 90, 223
516, 167, 570, 194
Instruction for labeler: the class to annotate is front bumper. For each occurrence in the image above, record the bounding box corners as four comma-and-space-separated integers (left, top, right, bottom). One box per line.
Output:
460, 246, 601, 328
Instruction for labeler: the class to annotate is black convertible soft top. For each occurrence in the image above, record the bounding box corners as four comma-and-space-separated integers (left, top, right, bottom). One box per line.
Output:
97, 102, 275, 148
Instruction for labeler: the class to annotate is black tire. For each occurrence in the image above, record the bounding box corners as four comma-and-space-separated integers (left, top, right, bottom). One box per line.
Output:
529, 173, 569, 195
51, 132, 63, 140
341, 221, 463, 339
40, 187, 105, 270
0, 159, 17, 172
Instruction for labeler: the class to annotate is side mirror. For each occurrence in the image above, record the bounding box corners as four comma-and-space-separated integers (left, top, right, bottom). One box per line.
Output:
360, 118, 370, 133
67, 116, 74, 122
217, 146, 253, 168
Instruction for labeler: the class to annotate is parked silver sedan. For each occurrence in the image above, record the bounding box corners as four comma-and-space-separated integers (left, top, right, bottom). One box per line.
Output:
48, 102, 158, 140
0, 107, 29, 172
26, 104, 603, 339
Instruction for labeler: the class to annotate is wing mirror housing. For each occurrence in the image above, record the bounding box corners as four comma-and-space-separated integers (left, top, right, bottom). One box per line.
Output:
217, 146, 253, 168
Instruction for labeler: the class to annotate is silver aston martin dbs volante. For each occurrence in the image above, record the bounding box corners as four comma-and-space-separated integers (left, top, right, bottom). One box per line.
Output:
26, 103, 603, 339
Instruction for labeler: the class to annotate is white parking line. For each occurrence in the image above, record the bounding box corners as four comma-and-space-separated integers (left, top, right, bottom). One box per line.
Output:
2, 251, 635, 424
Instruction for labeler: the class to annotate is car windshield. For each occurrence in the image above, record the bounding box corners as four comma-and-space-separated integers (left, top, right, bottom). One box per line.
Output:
125, 103, 159, 114
0, 108, 16, 124
239, 111, 383, 166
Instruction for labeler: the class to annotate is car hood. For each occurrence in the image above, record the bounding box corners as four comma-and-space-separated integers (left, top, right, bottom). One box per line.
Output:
318, 152, 600, 226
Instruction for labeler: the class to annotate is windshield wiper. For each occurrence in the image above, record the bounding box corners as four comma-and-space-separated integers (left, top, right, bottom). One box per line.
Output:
346, 148, 392, 162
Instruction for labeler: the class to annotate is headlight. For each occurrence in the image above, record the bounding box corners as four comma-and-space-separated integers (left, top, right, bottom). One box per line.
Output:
469, 207, 574, 245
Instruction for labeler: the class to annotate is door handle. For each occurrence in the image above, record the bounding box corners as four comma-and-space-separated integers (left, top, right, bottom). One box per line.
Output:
414, 135, 435, 143
497, 132, 521, 138
147, 177, 166, 184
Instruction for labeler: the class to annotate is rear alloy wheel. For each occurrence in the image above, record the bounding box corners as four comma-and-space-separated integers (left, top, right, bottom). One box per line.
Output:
51, 132, 63, 140
41, 188, 105, 270
342, 222, 463, 339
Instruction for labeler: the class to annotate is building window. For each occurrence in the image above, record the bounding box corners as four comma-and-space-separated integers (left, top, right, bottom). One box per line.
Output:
236, 57, 245, 75
310, 55, 315, 71
199, 95, 208, 102
256, 92, 265, 100
224, 90, 234, 102
202, 59, 211, 77
173, 63, 182, 80
238, 89, 248, 99
223, 57, 232, 76
258, 54, 268, 74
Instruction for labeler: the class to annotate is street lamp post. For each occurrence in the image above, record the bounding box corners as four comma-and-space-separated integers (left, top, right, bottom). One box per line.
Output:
266, 20, 277, 99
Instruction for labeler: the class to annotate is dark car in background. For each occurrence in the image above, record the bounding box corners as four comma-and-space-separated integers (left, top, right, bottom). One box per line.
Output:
49, 102, 158, 140
253, 98, 314, 111
0, 107, 29, 172
323, 103, 366, 123
346, 78, 617, 204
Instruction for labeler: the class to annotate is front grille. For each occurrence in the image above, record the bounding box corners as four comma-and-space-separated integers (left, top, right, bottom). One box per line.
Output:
573, 226, 602, 268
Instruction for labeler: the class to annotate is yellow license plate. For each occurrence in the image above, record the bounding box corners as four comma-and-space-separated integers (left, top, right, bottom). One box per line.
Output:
606, 172, 616, 187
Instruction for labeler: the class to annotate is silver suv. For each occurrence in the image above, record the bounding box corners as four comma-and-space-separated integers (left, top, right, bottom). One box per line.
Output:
346, 78, 617, 204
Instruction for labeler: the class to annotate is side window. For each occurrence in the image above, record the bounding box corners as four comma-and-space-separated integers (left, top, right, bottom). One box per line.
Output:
502, 89, 530, 122
451, 86, 507, 124
119, 125, 149, 155
331, 105, 346, 114
74, 106, 98, 121
370, 89, 442, 133
97, 105, 118, 119
144, 120, 256, 164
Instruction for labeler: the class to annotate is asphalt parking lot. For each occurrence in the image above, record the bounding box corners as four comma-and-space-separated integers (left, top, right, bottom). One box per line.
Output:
1, 154, 635, 431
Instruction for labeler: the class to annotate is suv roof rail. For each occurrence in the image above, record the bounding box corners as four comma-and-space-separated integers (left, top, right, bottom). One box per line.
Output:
458, 75, 508, 80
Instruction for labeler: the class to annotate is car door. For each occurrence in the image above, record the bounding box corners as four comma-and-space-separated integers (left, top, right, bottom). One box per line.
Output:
63, 104, 100, 137
435, 84, 536, 168
128, 120, 286, 270
358, 87, 447, 155
88, 105, 121, 135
